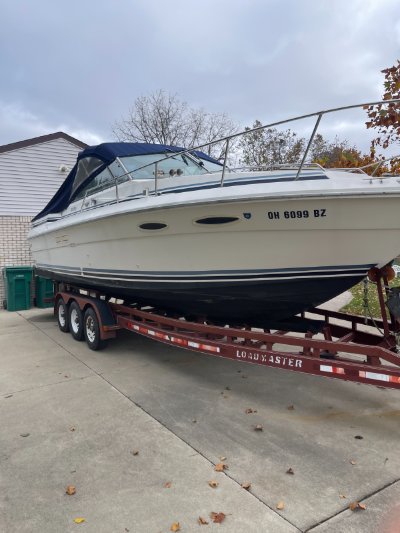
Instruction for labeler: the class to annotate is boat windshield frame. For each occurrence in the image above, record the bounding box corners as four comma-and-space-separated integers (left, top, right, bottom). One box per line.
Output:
69, 150, 223, 205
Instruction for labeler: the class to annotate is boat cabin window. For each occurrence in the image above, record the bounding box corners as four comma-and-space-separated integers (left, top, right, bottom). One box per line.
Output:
71, 157, 104, 196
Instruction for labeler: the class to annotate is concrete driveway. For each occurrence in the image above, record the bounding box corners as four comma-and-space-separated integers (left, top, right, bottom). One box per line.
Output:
1, 307, 400, 533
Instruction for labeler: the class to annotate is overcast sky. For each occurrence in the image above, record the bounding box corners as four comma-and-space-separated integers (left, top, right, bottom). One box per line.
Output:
1, 0, 399, 152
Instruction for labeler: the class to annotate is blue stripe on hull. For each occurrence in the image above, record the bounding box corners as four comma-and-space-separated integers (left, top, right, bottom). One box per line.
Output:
37, 263, 373, 281
35, 265, 367, 322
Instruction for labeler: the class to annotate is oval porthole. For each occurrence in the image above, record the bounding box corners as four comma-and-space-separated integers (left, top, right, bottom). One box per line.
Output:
139, 222, 167, 230
195, 216, 239, 225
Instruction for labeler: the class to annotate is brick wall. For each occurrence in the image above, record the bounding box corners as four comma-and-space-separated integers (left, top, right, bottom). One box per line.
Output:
0, 216, 34, 308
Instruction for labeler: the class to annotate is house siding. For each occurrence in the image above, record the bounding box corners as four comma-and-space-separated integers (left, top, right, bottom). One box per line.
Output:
0, 138, 83, 216
0, 136, 84, 308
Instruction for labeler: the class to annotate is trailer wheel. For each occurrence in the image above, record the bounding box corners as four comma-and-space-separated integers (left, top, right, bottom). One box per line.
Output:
69, 301, 84, 341
83, 307, 107, 351
56, 299, 69, 332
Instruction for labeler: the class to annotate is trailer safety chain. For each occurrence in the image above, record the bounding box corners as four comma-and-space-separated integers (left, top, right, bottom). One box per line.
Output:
363, 278, 386, 338
395, 332, 400, 354
363, 277, 369, 325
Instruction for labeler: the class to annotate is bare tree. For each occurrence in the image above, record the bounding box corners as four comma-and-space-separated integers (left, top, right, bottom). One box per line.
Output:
113, 90, 238, 159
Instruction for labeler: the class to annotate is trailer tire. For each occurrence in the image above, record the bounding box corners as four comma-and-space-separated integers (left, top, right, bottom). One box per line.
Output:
56, 298, 69, 332
83, 307, 107, 351
69, 301, 84, 341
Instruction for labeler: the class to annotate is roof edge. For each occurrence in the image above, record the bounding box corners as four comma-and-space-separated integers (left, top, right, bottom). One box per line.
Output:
0, 131, 88, 154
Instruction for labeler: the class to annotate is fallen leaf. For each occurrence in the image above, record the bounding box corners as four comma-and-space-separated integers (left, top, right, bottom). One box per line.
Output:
254, 424, 263, 431
198, 517, 209, 525
170, 522, 180, 532
131, 450, 139, 456
220, 456, 227, 461
241, 482, 251, 490
287, 405, 295, 410
349, 459, 356, 465
210, 512, 226, 524
74, 518, 85, 524
164, 481, 172, 488
354, 435, 364, 440
208, 480, 219, 488
214, 462, 228, 472
20, 433, 30, 438
276, 501, 285, 510
286, 468, 294, 475
66, 485, 76, 495
349, 501, 366, 511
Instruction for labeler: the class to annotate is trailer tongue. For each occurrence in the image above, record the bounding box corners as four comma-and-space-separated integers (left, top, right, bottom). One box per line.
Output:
53, 267, 400, 391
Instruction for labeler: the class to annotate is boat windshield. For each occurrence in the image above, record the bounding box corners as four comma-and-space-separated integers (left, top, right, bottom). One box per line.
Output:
119, 152, 222, 178
71, 152, 222, 203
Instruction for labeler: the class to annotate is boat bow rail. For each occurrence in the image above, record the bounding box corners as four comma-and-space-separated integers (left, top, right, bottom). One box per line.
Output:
112, 98, 400, 192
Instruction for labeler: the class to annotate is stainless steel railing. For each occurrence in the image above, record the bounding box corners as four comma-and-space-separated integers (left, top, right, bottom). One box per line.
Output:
111, 99, 400, 193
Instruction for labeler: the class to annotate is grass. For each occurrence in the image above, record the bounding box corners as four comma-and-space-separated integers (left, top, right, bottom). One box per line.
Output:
341, 276, 400, 317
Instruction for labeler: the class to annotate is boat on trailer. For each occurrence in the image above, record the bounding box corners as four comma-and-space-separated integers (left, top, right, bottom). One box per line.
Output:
28, 100, 400, 324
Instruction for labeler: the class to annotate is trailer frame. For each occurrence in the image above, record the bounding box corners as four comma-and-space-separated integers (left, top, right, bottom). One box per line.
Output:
51, 267, 400, 391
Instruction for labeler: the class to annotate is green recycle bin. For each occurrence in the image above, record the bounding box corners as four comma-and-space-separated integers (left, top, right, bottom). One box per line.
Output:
3, 266, 33, 311
35, 276, 54, 308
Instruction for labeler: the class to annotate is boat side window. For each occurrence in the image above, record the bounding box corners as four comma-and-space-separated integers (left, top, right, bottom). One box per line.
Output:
73, 168, 115, 201
71, 157, 104, 196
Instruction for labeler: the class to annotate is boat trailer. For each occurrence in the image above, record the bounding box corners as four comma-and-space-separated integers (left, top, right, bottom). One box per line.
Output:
53, 267, 400, 390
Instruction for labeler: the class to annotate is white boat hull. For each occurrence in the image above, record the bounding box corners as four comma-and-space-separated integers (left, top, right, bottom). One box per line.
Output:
30, 193, 400, 322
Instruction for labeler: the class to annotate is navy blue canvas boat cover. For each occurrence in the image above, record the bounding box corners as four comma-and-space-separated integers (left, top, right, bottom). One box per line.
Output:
33, 142, 221, 221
